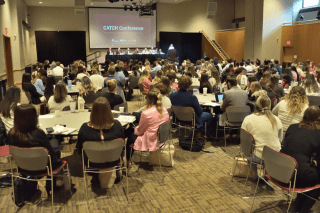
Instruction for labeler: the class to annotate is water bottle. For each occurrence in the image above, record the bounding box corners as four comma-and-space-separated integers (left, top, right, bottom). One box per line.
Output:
68, 80, 72, 91
78, 96, 85, 112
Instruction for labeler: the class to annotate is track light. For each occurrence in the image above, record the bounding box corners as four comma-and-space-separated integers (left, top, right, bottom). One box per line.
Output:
135, 6, 139, 11
124, 5, 127, 11
130, 6, 133, 11
299, 14, 304, 21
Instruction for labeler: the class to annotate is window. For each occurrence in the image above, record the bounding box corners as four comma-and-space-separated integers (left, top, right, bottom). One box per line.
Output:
303, 0, 320, 8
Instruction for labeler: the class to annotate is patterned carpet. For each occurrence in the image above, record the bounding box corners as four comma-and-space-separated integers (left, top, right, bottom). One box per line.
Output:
0, 94, 319, 212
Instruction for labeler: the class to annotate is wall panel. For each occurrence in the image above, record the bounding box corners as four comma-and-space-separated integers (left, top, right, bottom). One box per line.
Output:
281, 23, 320, 65
215, 30, 245, 61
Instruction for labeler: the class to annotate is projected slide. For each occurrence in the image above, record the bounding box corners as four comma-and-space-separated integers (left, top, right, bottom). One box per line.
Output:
89, 8, 157, 49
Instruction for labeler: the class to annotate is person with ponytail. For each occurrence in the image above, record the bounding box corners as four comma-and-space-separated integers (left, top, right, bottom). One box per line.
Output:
101, 79, 124, 109
126, 88, 170, 163
241, 95, 283, 179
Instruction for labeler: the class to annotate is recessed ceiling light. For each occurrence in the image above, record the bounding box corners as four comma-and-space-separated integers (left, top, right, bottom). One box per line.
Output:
39, 2, 42, 3
91, 3, 93, 5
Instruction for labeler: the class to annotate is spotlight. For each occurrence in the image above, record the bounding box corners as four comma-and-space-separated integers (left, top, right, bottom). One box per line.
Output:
130, 6, 133, 11
299, 14, 304, 21
0, 0, 5, 5
135, 6, 139, 11
235, 21, 239, 28
124, 5, 127, 11
317, 10, 320, 20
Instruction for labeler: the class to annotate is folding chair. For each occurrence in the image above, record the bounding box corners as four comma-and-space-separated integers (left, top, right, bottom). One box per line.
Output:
82, 139, 128, 207
217, 105, 251, 148
9, 146, 71, 213
250, 146, 320, 213
138, 84, 146, 107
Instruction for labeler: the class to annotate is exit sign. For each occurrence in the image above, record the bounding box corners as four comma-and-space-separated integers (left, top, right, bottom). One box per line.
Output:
286, 40, 291, 45
5, 28, 8, 35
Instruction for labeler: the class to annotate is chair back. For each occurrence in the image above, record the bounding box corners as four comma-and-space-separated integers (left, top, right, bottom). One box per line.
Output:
226, 105, 251, 123
158, 121, 171, 144
171, 105, 195, 122
262, 146, 297, 184
83, 91, 101, 104
9, 146, 49, 171
62, 106, 70, 111
129, 76, 139, 89
308, 96, 320, 107
116, 86, 126, 101
114, 102, 128, 112
240, 129, 254, 157
120, 78, 126, 87
83, 139, 124, 163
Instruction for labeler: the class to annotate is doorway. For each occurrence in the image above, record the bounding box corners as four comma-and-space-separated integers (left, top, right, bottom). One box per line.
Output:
3, 35, 14, 87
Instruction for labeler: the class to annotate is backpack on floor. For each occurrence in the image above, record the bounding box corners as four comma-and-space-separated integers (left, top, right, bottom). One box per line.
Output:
12, 175, 38, 207
179, 138, 204, 152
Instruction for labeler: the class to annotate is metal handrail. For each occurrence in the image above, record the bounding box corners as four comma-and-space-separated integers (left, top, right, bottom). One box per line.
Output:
86, 51, 101, 57
282, 19, 320, 26
201, 31, 228, 61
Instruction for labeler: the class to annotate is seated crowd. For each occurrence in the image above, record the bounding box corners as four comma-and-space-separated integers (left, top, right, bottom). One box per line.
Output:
1, 56, 320, 212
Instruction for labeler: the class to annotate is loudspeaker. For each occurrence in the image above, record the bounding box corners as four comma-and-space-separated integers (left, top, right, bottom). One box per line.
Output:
207, 2, 217, 19
0, 0, 5, 6
25, 66, 31, 74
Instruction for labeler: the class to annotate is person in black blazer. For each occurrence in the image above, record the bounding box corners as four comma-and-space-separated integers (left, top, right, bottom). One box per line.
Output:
125, 48, 132, 55
116, 47, 122, 55
107, 47, 114, 55
22, 73, 41, 104
281, 106, 320, 213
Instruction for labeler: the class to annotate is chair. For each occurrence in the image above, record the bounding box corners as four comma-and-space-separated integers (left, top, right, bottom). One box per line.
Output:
307, 96, 320, 107
138, 84, 146, 107
217, 105, 251, 148
9, 146, 71, 213
130, 121, 172, 181
250, 146, 320, 213
114, 102, 128, 112
82, 139, 128, 206
231, 129, 261, 190
171, 105, 206, 150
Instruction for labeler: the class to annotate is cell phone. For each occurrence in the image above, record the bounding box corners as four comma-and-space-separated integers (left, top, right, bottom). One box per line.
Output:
46, 127, 54, 133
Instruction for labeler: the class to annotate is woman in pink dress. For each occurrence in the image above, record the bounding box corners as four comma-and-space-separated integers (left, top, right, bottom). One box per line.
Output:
126, 88, 170, 163
138, 69, 152, 95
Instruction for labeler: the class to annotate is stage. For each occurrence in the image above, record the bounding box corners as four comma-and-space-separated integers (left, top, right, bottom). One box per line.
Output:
105, 54, 168, 63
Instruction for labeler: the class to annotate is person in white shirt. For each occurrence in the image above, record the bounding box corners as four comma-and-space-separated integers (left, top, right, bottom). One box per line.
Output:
221, 59, 233, 75
245, 61, 253, 73
149, 47, 156, 54
272, 86, 309, 132
142, 48, 149, 54
242, 94, 283, 179
89, 69, 104, 90
52, 61, 63, 76
76, 67, 89, 81
48, 81, 73, 113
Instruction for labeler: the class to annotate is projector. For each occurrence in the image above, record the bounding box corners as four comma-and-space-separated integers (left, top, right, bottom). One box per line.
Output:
0, 0, 5, 5
139, 6, 154, 18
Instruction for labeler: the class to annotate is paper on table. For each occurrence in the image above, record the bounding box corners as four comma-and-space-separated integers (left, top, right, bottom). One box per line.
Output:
39, 115, 55, 119
116, 115, 136, 125
202, 102, 220, 107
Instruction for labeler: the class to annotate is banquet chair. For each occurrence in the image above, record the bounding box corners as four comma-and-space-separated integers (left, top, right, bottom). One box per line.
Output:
114, 102, 128, 112
130, 121, 172, 181
250, 146, 320, 213
9, 146, 71, 213
53, 76, 63, 84
231, 129, 261, 191
217, 105, 251, 149
171, 105, 206, 150
82, 139, 128, 207
138, 84, 146, 107
307, 96, 320, 108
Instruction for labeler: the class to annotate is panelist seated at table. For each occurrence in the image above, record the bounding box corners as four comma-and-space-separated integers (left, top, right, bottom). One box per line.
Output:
76, 97, 125, 187
142, 48, 150, 55
158, 49, 165, 54
125, 48, 132, 55
116, 48, 122, 55
7, 104, 62, 194
101, 79, 124, 110
107, 47, 114, 55
134, 48, 140, 54
170, 75, 213, 137
149, 47, 156, 54
48, 81, 73, 113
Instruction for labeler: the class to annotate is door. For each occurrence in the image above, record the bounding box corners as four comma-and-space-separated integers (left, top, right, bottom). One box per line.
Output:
283, 46, 294, 63
3, 35, 14, 87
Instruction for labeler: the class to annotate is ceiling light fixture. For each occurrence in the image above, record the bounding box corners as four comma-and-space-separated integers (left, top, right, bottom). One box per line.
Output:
39, 2, 42, 3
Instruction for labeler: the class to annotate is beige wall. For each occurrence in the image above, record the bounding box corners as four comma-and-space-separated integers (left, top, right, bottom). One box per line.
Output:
0, 0, 30, 77
234, 0, 246, 28
262, 0, 295, 61
157, 0, 234, 41
28, 0, 235, 64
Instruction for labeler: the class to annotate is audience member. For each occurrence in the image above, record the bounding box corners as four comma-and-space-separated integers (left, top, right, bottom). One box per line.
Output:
48, 81, 73, 112
101, 79, 124, 110
22, 73, 41, 104
52, 61, 63, 76
89, 69, 104, 90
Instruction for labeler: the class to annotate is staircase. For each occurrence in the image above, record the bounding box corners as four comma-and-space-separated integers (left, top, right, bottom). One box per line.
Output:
212, 40, 230, 61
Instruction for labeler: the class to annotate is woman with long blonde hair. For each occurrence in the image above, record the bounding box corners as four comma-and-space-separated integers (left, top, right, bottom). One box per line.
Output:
138, 68, 152, 94
242, 94, 283, 180
299, 74, 319, 96
260, 71, 271, 89
79, 76, 97, 96
249, 82, 266, 101
272, 86, 309, 132
126, 88, 170, 162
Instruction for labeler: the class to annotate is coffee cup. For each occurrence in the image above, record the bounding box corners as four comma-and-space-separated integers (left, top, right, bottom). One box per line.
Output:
203, 88, 207, 96
119, 107, 124, 113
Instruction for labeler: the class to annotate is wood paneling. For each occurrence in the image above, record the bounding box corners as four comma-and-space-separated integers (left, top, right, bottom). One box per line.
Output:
281, 23, 320, 65
215, 30, 245, 61
201, 34, 224, 61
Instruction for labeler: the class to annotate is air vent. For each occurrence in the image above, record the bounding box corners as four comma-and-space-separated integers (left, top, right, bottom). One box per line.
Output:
207, 2, 217, 19
75, 9, 85, 15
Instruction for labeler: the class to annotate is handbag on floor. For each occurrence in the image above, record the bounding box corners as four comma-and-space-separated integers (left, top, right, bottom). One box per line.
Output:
230, 157, 252, 178
179, 138, 204, 152
149, 143, 175, 167
13, 175, 39, 207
